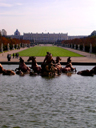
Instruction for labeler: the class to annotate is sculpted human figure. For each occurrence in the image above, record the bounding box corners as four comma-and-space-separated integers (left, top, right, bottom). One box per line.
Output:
45, 53, 55, 65
54, 56, 62, 75
65, 60, 76, 71
37, 52, 59, 76
43, 52, 50, 63
62, 58, 76, 73
67, 57, 71, 64
41, 52, 55, 72
55, 56, 62, 70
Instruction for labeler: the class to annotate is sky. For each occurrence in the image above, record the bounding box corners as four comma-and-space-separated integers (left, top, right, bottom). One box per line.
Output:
0, 0, 96, 36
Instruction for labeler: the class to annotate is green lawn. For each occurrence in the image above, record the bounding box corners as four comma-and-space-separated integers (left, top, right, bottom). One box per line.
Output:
18, 46, 83, 57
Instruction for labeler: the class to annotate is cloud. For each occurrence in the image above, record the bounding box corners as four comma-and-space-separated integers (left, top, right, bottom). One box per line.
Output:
0, 2, 23, 7
15, 3, 23, 6
0, 3, 12, 7
0, 11, 25, 16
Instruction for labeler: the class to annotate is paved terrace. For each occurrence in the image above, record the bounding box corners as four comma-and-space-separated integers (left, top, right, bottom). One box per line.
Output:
0, 46, 96, 65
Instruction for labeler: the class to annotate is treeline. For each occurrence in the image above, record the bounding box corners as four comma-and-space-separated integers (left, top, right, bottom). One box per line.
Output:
61, 36, 96, 53
0, 34, 30, 51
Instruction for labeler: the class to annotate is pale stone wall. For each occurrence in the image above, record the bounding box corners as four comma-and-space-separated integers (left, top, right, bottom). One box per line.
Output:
23, 33, 68, 42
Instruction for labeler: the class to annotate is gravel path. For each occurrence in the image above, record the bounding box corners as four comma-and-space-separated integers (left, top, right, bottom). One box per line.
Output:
0, 46, 96, 63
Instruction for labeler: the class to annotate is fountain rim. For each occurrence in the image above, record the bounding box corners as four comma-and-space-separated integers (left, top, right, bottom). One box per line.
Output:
0, 61, 96, 66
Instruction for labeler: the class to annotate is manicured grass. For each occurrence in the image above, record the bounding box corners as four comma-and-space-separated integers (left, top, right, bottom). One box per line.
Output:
18, 46, 83, 57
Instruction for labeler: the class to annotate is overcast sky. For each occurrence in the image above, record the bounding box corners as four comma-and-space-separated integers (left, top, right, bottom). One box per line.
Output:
0, 0, 96, 36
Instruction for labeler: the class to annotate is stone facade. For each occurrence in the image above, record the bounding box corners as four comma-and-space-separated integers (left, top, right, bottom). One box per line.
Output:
23, 33, 68, 42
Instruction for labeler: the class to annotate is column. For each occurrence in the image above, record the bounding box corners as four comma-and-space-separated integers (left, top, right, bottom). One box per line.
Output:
19, 43, 21, 48
83, 44, 85, 51
13, 44, 14, 50
65, 44, 67, 47
78, 44, 80, 50
16, 44, 18, 49
7, 43, 10, 51
71, 43, 73, 48
89, 44, 92, 53
74, 44, 76, 49
1, 43, 3, 52
28, 43, 30, 47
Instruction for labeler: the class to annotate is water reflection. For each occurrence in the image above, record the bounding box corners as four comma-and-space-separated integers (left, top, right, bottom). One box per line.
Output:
0, 65, 96, 128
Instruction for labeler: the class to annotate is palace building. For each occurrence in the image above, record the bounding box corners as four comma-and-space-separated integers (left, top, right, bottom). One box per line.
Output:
6, 29, 86, 44
23, 32, 68, 43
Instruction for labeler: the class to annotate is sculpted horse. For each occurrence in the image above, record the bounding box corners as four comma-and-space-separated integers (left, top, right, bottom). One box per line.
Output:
77, 69, 94, 76
77, 66, 96, 76
90, 66, 96, 74
27, 56, 59, 77
0, 63, 15, 75
15, 57, 30, 75
3, 70, 15, 75
27, 56, 41, 74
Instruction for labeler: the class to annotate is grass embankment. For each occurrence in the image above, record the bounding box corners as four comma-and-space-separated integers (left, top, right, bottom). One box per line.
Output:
18, 46, 83, 57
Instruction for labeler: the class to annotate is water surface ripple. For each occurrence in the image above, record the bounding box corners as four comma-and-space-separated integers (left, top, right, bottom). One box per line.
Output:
0, 65, 96, 128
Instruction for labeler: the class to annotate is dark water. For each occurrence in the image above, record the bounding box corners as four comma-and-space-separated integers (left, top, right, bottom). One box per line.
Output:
0, 65, 96, 128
